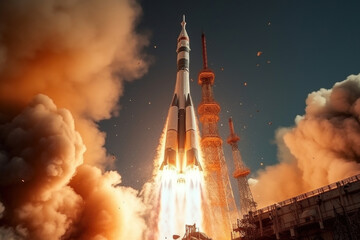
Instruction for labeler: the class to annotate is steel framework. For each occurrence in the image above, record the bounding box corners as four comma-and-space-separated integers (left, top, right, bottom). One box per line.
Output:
198, 33, 238, 240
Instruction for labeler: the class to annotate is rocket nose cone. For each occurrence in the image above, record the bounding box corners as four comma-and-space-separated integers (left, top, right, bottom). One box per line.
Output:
181, 14, 186, 27
178, 14, 189, 40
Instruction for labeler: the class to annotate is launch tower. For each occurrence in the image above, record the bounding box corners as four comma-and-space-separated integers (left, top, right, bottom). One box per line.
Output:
227, 118, 256, 217
198, 33, 238, 239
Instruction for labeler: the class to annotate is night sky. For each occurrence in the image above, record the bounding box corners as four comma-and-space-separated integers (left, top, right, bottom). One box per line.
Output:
99, 0, 360, 205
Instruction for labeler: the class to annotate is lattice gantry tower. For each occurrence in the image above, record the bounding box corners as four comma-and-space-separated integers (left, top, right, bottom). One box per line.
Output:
227, 118, 256, 217
198, 33, 238, 240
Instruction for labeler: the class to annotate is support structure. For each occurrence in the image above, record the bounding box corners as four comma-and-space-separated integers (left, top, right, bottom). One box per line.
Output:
227, 118, 256, 217
198, 33, 238, 240
232, 174, 360, 240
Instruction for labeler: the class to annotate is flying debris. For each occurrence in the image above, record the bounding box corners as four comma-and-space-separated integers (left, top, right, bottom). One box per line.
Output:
267, 60, 271, 64
257, 51, 263, 57
159, 15, 202, 175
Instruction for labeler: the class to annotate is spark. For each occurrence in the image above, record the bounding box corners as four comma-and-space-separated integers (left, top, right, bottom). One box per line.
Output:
257, 51, 263, 57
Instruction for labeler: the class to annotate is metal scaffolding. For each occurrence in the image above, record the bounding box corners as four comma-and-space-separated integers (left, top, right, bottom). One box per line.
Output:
198, 33, 238, 240
227, 118, 256, 218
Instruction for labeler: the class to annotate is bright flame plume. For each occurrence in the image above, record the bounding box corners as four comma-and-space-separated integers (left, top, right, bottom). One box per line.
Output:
157, 169, 203, 239
142, 119, 206, 240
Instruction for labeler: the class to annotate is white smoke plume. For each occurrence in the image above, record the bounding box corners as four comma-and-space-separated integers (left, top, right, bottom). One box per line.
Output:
252, 74, 360, 207
0, 0, 148, 239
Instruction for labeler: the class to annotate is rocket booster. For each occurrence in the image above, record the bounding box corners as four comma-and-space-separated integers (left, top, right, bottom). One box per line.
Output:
159, 15, 202, 174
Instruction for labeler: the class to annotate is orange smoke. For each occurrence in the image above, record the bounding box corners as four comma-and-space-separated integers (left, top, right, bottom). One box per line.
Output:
0, 95, 85, 239
0, 0, 148, 239
141, 125, 167, 240
0, 0, 147, 166
252, 74, 360, 207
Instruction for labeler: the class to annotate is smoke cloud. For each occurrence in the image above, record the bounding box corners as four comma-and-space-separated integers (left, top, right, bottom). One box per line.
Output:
252, 74, 360, 208
0, 0, 148, 239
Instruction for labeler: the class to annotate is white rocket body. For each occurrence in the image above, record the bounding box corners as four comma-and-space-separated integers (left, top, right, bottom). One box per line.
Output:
160, 16, 202, 174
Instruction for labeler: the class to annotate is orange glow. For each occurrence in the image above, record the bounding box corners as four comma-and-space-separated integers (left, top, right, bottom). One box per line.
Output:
143, 100, 236, 240
143, 117, 207, 239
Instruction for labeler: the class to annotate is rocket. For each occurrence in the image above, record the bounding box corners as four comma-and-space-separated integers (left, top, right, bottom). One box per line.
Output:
159, 15, 202, 174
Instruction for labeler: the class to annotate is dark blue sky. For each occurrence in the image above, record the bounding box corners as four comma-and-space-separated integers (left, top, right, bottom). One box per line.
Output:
100, 0, 360, 204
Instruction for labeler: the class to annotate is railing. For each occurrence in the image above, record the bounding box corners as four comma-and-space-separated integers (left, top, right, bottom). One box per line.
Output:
253, 173, 360, 215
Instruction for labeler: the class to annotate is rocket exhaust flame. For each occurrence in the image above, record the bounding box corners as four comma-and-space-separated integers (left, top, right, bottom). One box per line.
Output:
157, 169, 203, 240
